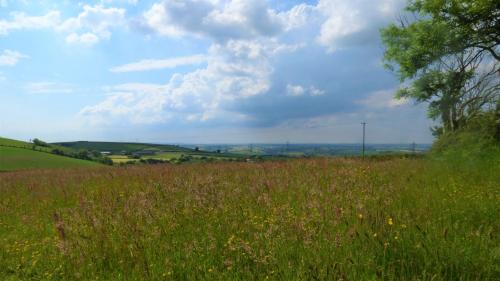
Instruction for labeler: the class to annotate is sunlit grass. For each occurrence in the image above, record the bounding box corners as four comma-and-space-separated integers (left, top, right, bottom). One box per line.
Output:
0, 157, 498, 280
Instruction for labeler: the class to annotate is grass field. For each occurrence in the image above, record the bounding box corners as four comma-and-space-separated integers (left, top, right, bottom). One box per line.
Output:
53, 141, 193, 154
0, 155, 498, 280
0, 146, 101, 171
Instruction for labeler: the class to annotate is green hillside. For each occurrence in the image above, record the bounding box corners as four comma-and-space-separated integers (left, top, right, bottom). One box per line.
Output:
0, 137, 41, 150
53, 141, 193, 154
54, 141, 247, 164
0, 146, 101, 171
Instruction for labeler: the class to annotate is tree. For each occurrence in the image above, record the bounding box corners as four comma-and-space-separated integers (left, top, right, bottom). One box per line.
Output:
381, 0, 499, 135
32, 138, 49, 147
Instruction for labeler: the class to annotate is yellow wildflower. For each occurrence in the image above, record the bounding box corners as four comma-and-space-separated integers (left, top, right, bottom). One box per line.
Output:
387, 218, 393, 225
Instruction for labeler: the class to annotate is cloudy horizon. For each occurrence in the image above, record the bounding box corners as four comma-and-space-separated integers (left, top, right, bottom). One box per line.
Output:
0, 0, 434, 144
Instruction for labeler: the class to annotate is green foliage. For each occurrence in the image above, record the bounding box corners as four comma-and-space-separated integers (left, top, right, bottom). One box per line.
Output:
408, 0, 499, 61
54, 141, 192, 154
431, 108, 500, 160
381, 0, 499, 134
32, 138, 49, 147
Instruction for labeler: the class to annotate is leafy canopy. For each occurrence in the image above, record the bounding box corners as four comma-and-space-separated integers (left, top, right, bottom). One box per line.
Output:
381, 0, 499, 134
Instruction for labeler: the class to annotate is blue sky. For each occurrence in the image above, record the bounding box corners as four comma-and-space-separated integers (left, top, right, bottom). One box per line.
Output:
0, 0, 434, 144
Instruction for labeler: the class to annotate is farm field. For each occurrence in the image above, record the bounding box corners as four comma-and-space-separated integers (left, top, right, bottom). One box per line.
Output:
0, 155, 498, 280
55, 141, 246, 164
53, 141, 193, 154
0, 146, 101, 171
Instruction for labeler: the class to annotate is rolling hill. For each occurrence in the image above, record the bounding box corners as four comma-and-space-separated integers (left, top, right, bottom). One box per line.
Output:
0, 137, 102, 171
53, 141, 247, 163
53, 141, 193, 154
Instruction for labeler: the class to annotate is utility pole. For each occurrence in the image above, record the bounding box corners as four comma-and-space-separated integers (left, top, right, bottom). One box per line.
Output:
361, 122, 366, 159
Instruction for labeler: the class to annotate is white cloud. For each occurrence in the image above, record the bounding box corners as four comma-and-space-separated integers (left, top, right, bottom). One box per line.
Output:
357, 89, 409, 109
0, 11, 61, 36
140, 0, 405, 51
110, 54, 207, 73
142, 0, 285, 41
0, 49, 28, 66
316, 0, 405, 51
287, 84, 325, 97
80, 83, 170, 124
25, 82, 74, 94
287, 84, 305, 96
65, 32, 100, 46
279, 3, 317, 31
58, 5, 125, 44
81, 39, 300, 124
0, 5, 125, 46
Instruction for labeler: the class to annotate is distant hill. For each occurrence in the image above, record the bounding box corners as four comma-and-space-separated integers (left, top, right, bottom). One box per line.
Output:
0, 137, 101, 171
53, 141, 194, 154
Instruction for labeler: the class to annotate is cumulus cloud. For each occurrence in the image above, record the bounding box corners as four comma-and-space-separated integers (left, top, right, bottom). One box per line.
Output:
0, 49, 28, 66
110, 55, 207, 72
141, 0, 285, 41
287, 84, 325, 97
0, 4, 126, 46
357, 89, 409, 109
78, 0, 430, 143
82, 0, 408, 128
80, 83, 170, 124
58, 5, 126, 44
139, 0, 404, 52
316, 0, 405, 51
81, 39, 302, 124
286, 84, 305, 96
0, 11, 60, 36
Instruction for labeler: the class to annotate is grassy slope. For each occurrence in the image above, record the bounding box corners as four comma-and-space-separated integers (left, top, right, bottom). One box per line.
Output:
53, 141, 193, 153
56, 141, 246, 164
0, 155, 498, 280
0, 146, 101, 171
0, 137, 31, 147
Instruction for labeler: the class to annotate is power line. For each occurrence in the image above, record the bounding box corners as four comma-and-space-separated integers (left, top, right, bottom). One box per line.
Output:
361, 122, 366, 159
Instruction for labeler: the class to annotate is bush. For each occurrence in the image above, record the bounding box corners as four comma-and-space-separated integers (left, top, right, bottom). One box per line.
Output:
51, 149, 65, 156
98, 157, 114, 166
32, 138, 49, 147
430, 110, 500, 170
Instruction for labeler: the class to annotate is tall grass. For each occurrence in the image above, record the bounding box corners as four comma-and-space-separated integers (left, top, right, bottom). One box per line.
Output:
0, 156, 498, 280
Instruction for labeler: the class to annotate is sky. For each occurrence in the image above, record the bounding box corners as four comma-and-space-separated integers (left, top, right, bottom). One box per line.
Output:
0, 0, 434, 144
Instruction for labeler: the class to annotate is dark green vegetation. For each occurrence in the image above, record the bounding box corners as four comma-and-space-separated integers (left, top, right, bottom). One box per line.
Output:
381, 0, 499, 135
53, 141, 192, 154
55, 141, 247, 164
0, 138, 101, 171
